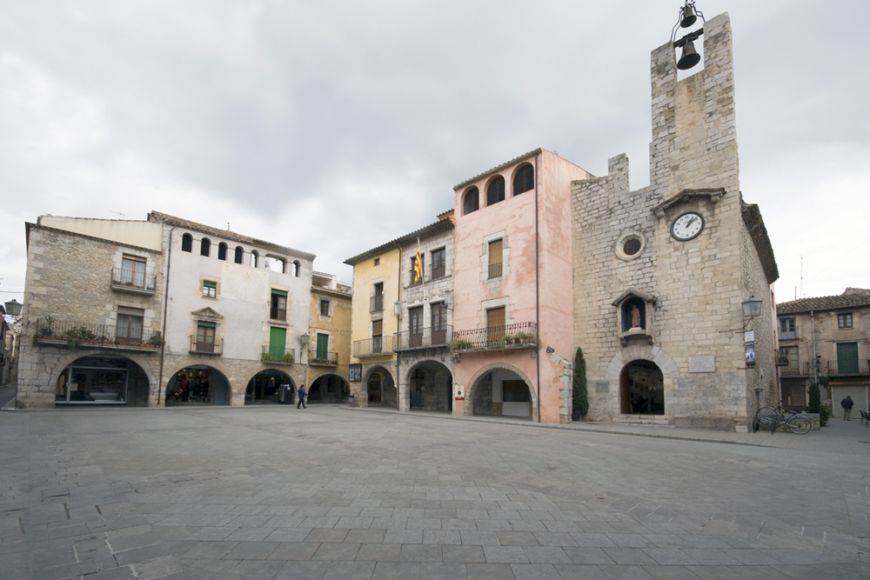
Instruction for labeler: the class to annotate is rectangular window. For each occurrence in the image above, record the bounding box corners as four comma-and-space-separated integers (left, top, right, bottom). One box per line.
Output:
779, 318, 795, 333
120, 255, 146, 288
270, 289, 287, 320
372, 319, 383, 353
320, 299, 330, 317
196, 321, 216, 352
316, 333, 329, 360
269, 326, 287, 361
409, 306, 423, 347
117, 307, 144, 342
374, 257, 380, 266
486, 306, 505, 344
488, 239, 503, 279
837, 342, 859, 374
202, 280, 217, 298
837, 313, 853, 329
431, 302, 446, 345
779, 346, 799, 374
371, 282, 384, 313
431, 248, 446, 280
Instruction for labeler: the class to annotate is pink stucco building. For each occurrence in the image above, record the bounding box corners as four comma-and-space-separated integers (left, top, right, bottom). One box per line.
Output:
450, 149, 589, 423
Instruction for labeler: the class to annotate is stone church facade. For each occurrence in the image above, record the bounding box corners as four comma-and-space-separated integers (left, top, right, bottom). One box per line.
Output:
572, 14, 778, 430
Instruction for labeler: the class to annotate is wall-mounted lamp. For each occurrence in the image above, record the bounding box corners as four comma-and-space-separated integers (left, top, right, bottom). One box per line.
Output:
3, 299, 22, 318
742, 297, 763, 320
545, 346, 555, 354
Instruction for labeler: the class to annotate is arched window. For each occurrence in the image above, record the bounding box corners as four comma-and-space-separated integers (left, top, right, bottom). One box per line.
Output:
463, 187, 479, 215
181, 233, 193, 252
486, 176, 505, 206
234, 246, 244, 264
251, 250, 259, 268
293, 260, 301, 277
218, 242, 227, 261
513, 164, 534, 195
200, 237, 211, 257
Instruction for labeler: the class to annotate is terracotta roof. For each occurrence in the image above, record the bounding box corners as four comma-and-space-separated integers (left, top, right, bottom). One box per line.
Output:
777, 289, 870, 315
453, 148, 543, 190
741, 201, 779, 284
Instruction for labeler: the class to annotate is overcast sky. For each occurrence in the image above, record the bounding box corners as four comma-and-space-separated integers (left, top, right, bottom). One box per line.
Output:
1, 0, 868, 306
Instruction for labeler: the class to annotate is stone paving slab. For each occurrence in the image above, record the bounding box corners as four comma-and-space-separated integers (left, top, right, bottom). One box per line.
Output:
1, 405, 869, 579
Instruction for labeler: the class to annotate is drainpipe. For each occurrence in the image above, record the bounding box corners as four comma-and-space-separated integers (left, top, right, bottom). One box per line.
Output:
157, 226, 176, 407
534, 154, 541, 423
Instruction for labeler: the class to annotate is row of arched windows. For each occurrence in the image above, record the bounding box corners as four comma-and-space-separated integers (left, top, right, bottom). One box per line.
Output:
180, 233, 302, 276
462, 163, 534, 216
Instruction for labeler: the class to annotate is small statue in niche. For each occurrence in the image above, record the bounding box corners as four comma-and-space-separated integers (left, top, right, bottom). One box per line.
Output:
630, 304, 642, 329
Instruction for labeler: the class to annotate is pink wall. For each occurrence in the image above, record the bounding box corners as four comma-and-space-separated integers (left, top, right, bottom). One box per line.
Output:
451, 150, 589, 422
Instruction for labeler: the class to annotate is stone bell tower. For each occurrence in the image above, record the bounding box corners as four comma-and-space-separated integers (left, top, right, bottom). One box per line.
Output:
572, 12, 778, 431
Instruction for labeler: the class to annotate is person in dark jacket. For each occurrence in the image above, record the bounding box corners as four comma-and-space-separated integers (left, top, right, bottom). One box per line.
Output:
841, 395, 854, 421
297, 384, 307, 409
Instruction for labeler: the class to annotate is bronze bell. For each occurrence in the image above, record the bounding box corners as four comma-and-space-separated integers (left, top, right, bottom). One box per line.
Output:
680, 5, 698, 28
677, 39, 701, 70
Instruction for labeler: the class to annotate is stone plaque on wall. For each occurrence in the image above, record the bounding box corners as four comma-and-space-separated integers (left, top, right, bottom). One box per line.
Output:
688, 355, 716, 373
594, 380, 610, 393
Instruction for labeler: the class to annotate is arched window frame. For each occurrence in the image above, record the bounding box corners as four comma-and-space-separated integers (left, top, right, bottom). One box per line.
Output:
234, 246, 244, 264
293, 260, 301, 278
217, 242, 228, 261
181, 233, 193, 252
512, 163, 534, 196
251, 250, 259, 268
462, 187, 480, 215
200, 237, 211, 257
486, 175, 505, 206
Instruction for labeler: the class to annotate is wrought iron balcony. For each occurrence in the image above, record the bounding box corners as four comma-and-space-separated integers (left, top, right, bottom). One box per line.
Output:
261, 346, 296, 365
394, 326, 452, 351
33, 318, 162, 352
370, 295, 384, 313
309, 351, 338, 367
190, 336, 223, 355
110, 268, 156, 295
826, 359, 870, 377
353, 335, 393, 358
450, 322, 537, 353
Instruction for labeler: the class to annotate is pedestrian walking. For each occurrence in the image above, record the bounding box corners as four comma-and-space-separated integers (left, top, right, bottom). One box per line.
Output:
297, 384, 307, 409
841, 395, 854, 421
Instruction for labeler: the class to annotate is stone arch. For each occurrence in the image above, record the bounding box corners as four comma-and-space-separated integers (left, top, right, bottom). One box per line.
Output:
54, 353, 152, 406
308, 373, 350, 403
165, 364, 231, 406
245, 368, 295, 404
620, 359, 665, 415
364, 365, 397, 409
406, 360, 453, 412
604, 344, 677, 418
465, 362, 537, 421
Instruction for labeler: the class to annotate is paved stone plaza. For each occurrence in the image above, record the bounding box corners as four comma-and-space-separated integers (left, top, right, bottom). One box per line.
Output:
1, 406, 869, 579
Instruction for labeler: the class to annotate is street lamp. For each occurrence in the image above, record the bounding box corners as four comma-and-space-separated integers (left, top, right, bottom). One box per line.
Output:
3, 299, 22, 318
671, 0, 706, 71
742, 296, 763, 320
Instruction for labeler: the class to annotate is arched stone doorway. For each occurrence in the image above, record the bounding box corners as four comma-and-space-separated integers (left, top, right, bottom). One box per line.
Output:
55, 355, 150, 406
245, 369, 293, 405
366, 367, 397, 408
166, 365, 231, 406
309, 374, 350, 404
408, 361, 452, 412
620, 359, 664, 415
471, 367, 532, 419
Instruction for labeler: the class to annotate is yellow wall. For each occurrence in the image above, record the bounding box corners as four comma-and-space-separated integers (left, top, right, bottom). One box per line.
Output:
307, 289, 352, 385
350, 248, 401, 363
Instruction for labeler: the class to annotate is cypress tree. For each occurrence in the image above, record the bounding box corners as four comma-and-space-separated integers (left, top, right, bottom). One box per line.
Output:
572, 347, 588, 420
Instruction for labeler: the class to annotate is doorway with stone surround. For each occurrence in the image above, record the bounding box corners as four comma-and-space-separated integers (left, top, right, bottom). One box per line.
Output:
165, 365, 230, 406
55, 355, 150, 406
408, 361, 452, 412
308, 373, 350, 403
471, 368, 532, 420
365, 366, 397, 408
245, 369, 293, 404
620, 359, 665, 415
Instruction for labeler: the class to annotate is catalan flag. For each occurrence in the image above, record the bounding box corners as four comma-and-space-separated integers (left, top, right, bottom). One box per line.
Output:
414, 238, 423, 283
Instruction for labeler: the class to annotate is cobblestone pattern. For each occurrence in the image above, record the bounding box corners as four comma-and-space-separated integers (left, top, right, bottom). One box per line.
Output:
0, 406, 866, 580
571, 15, 776, 430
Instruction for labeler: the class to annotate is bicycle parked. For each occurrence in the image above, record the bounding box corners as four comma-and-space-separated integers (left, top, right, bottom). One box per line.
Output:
753, 402, 812, 435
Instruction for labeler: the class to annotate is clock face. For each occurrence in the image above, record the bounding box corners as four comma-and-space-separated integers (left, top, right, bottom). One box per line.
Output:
671, 212, 704, 241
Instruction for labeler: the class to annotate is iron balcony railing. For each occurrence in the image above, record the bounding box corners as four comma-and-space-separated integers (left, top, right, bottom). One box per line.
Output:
261, 346, 296, 365
110, 268, 156, 294
269, 308, 287, 321
450, 322, 537, 353
309, 351, 338, 367
190, 336, 223, 355
826, 359, 870, 376
353, 335, 394, 358
33, 318, 161, 352
370, 294, 384, 313
394, 326, 452, 351
779, 329, 797, 340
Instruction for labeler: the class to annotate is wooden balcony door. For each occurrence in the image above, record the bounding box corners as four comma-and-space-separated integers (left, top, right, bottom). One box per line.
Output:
486, 307, 505, 346
409, 306, 423, 347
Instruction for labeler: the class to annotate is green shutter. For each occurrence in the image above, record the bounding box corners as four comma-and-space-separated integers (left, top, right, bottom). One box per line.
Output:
837, 342, 859, 374
316, 333, 329, 359
271, 289, 288, 297
269, 327, 287, 360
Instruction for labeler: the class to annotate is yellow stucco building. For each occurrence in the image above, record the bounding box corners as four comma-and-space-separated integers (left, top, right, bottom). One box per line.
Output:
306, 272, 352, 403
